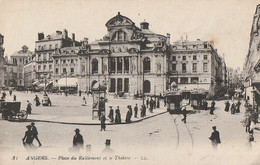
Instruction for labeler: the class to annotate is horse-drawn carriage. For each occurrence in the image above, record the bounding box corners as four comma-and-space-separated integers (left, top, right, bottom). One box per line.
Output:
1, 101, 28, 121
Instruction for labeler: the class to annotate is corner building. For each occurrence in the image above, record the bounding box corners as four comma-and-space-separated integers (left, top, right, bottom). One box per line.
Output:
78, 12, 169, 96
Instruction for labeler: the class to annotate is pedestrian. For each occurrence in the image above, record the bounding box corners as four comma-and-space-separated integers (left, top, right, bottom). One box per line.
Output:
245, 113, 251, 133
79, 90, 81, 97
164, 97, 167, 107
211, 100, 215, 108
231, 102, 236, 114
157, 98, 160, 108
204, 100, 208, 110
31, 122, 42, 147
47, 97, 52, 106
102, 139, 114, 155
100, 113, 106, 131
224, 101, 230, 112
13, 95, 16, 102
134, 104, 138, 118
125, 106, 131, 123
26, 100, 32, 114
210, 105, 214, 115
115, 106, 121, 124
181, 107, 187, 123
143, 104, 147, 117
236, 100, 241, 113
73, 128, 84, 150
82, 96, 87, 106
129, 105, 133, 117
34, 95, 41, 106
9, 89, 12, 96
108, 106, 114, 122
153, 99, 156, 109
209, 126, 221, 149
146, 98, 149, 109
22, 125, 34, 148
150, 99, 153, 113
248, 130, 254, 148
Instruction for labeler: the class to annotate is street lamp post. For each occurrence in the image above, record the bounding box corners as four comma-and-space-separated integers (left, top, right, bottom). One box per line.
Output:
65, 71, 67, 96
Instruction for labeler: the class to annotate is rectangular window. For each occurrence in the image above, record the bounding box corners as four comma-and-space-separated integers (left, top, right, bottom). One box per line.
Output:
172, 56, 176, 61
182, 63, 186, 73
56, 60, 58, 64
192, 63, 197, 72
110, 78, 116, 92
63, 60, 66, 64
203, 63, 208, 72
172, 64, 176, 71
71, 59, 74, 64
193, 55, 197, 60
180, 78, 188, 84
49, 65, 52, 70
38, 65, 41, 71
191, 77, 199, 84
55, 68, 58, 74
63, 68, 66, 73
117, 78, 122, 92
71, 68, 74, 73
204, 44, 207, 48
117, 58, 122, 73
49, 45, 52, 50
55, 44, 58, 49
43, 65, 46, 71
49, 53, 52, 60
204, 55, 207, 60
182, 56, 186, 60
111, 58, 116, 73
124, 57, 129, 73
124, 78, 129, 92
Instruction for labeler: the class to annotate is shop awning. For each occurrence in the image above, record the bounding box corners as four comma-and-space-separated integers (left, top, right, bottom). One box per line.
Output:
56, 78, 78, 87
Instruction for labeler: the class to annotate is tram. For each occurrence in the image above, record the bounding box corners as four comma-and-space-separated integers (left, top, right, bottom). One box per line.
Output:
190, 88, 207, 110
165, 89, 183, 114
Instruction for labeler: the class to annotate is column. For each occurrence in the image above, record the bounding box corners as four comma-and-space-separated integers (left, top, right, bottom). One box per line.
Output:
122, 57, 124, 74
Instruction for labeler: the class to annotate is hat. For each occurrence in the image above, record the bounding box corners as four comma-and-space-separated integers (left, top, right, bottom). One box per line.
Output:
109, 106, 113, 108
105, 139, 111, 145
117, 106, 119, 108
26, 125, 32, 129
75, 128, 80, 132
212, 126, 216, 129
31, 122, 35, 126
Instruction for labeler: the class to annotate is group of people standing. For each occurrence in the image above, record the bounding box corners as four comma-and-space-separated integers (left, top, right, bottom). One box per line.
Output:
146, 97, 160, 113
224, 100, 241, 114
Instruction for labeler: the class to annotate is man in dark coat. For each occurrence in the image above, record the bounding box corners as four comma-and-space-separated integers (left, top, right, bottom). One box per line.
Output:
231, 103, 236, 114
204, 100, 208, 110
164, 97, 167, 107
108, 106, 114, 122
34, 95, 40, 106
236, 100, 241, 113
13, 95, 16, 102
134, 104, 138, 118
100, 113, 106, 131
31, 122, 42, 146
129, 105, 133, 117
150, 99, 153, 113
225, 101, 230, 112
181, 107, 187, 123
157, 98, 160, 108
146, 98, 149, 109
209, 126, 221, 149
211, 100, 215, 108
210, 105, 215, 115
115, 106, 121, 124
73, 128, 84, 150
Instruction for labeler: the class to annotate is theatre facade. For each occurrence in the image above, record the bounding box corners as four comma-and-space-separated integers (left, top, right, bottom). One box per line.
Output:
53, 12, 170, 96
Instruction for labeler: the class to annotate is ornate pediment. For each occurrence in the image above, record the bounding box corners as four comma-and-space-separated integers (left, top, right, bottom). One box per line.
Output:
99, 49, 110, 55
106, 12, 134, 28
128, 48, 139, 54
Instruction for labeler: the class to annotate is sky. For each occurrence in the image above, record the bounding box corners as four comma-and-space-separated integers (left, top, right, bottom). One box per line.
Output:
0, 0, 259, 69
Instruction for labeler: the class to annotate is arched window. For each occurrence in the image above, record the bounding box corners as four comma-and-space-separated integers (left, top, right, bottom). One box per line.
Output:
92, 59, 98, 74
112, 31, 127, 41
143, 57, 151, 73
144, 80, 151, 93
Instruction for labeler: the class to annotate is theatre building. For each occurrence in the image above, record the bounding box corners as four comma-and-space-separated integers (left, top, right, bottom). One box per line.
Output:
77, 12, 169, 96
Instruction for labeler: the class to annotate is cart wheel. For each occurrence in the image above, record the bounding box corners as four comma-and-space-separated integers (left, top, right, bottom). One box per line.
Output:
18, 110, 28, 121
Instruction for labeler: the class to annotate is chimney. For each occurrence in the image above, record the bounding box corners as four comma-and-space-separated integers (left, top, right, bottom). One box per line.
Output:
166, 33, 170, 45
63, 29, 68, 39
140, 22, 149, 29
72, 33, 75, 41
38, 33, 44, 40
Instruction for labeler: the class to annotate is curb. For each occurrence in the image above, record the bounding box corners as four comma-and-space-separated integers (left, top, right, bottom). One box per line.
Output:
26, 111, 168, 125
